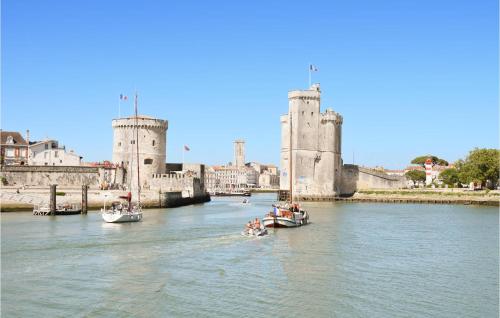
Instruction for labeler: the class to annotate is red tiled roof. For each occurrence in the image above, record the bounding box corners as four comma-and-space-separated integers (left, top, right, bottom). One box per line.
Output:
0, 131, 28, 146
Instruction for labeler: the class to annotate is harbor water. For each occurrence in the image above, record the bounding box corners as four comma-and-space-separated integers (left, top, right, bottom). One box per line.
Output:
1, 194, 498, 317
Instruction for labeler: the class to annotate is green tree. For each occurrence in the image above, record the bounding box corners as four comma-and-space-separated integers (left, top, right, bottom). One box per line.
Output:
440, 168, 459, 186
456, 148, 500, 188
411, 155, 449, 166
405, 170, 426, 182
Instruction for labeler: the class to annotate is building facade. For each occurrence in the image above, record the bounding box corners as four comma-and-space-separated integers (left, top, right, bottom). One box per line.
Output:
30, 139, 82, 166
280, 84, 343, 199
0, 131, 29, 165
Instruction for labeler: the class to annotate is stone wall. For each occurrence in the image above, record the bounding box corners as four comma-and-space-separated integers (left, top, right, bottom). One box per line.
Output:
340, 164, 407, 196
1, 166, 101, 187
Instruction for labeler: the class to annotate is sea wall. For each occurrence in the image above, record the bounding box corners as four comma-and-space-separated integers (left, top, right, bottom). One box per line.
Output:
340, 164, 407, 196
1, 166, 101, 187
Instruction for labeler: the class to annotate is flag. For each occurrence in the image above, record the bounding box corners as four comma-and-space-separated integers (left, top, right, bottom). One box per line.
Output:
309, 64, 318, 72
120, 94, 128, 101
184, 145, 190, 151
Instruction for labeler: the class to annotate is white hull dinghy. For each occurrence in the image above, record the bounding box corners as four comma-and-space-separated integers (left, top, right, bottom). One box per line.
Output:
241, 226, 268, 237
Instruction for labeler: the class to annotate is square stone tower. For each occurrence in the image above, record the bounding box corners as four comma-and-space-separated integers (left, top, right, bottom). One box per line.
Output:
234, 140, 245, 167
280, 84, 343, 199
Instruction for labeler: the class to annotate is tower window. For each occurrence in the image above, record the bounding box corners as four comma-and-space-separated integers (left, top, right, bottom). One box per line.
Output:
131, 140, 135, 144
152, 140, 155, 146
144, 158, 153, 165
118, 142, 121, 147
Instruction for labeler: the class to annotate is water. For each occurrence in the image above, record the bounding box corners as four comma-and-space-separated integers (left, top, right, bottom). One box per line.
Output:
1, 194, 498, 317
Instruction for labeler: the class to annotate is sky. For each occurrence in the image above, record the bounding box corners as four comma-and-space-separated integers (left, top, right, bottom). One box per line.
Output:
2, 0, 498, 169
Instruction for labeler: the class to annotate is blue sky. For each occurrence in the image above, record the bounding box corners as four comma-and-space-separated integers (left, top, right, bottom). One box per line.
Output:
2, 0, 498, 168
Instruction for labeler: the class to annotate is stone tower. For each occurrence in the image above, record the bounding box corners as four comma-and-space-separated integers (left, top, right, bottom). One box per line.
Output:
234, 140, 245, 167
112, 115, 168, 190
280, 84, 343, 199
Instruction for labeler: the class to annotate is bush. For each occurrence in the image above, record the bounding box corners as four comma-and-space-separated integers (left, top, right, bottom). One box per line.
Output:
56, 192, 66, 196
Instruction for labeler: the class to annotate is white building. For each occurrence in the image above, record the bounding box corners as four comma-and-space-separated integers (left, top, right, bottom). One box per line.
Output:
30, 139, 82, 166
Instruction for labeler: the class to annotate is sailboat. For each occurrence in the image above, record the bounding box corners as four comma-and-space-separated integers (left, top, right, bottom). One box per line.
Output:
262, 108, 309, 228
102, 93, 143, 223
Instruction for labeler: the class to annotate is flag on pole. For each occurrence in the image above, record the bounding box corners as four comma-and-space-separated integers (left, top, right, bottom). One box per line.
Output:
309, 64, 318, 72
120, 94, 128, 101
184, 145, 190, 151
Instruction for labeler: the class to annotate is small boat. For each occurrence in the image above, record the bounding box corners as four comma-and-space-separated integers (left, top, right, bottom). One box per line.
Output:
262, 204, 309, 228
241, 226, 268, 237
33, 203, 81, 216
242, 198, 250, 204
214, 191, 251, 197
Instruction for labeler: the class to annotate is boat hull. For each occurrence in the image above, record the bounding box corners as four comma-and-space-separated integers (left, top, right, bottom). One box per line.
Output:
263, 211, 309, 228
102, 211, 142, 223
263, 216, 299, 228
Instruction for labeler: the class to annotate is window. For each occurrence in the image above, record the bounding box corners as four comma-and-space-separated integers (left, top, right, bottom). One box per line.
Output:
118, 142, 121, 147
152, 140, 155, 146
44, 152, 48, 159
60, 160, 63, 163
5, 149, 14, 157
144, 159, 153, 165
54, 151, 58, 158
45, 144, 48, 150
131, 140, 135, 144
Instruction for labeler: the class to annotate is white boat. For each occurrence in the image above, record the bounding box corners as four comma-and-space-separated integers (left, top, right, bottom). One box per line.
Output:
102, 93, 143, 223
102, 205, 142, 223
262, 205, 309, 228
241, 226, 268, 237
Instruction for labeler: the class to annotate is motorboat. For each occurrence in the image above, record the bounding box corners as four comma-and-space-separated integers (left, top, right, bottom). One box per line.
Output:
262, 204, 309, 228
241, 226, 268, 237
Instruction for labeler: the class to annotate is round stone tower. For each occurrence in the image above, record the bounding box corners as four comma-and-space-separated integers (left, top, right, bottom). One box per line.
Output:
112, 115, 168, 189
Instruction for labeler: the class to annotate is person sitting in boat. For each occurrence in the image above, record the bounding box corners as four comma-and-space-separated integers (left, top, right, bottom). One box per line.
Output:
245, 221, 252, 230
254, 218, 261, 229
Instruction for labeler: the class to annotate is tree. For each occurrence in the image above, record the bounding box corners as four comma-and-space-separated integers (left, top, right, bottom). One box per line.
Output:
411, 155, 449, 166
440, 168, 459, 186
405, 170, 426, 182
456, 148, 500, 188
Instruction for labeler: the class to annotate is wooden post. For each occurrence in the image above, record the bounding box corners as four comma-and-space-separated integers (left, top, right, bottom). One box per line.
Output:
50, 184, 57, 215
159, 190, 162, 208
81, 185, 88, 214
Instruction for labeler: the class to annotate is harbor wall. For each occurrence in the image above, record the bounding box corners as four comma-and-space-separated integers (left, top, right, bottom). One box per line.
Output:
340, 164, 407, 196
1, 166, 102, 187
0, 187, 210, 211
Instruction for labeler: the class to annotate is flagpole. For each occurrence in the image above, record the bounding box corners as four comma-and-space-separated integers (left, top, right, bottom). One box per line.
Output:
308, 64, 311, 88
182, 146, 185, 172
118, 97, 121, 118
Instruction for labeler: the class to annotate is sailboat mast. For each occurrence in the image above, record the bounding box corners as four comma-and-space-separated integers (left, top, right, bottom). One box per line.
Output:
289, 110, 293, 203
134, 93, 141, 204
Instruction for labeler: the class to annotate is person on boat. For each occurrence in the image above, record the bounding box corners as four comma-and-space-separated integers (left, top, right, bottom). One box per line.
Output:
254, 218, 261, 229
245, 221, 252, 230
